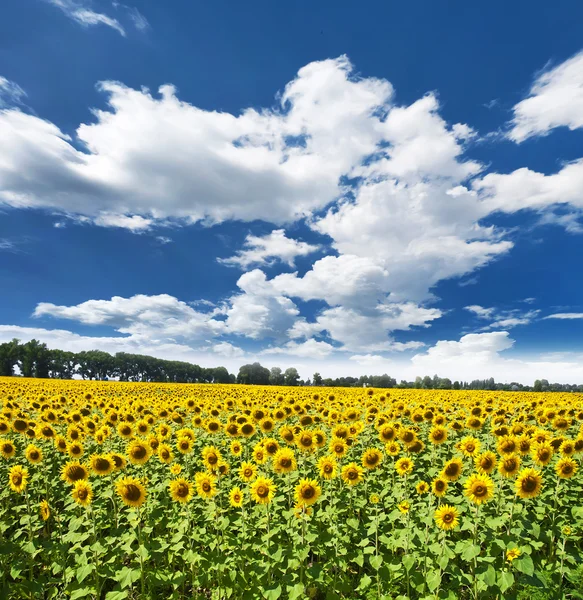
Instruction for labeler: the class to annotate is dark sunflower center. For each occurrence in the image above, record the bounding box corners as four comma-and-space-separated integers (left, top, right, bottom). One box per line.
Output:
132, 446, 147, 459
366, 455, 379, 465
443, 513, 454, 523
12, 474, 22, 486
324, 465, 333, 473
562, 465, 573, 474
522, 477, 537, 492
2, 443, 13, 453
95, 458, 111, 471
207, 455, 218, 465
280, 458, 291, 468
257, 485, 268, 497
348, 470, 358, 480
69, 466, 86, 480
78, 489, 89, 500
14, 419, 27, 431
202, 482, 211, 492
302, 487, 315, 499
445, 464, 458, 476
125, 484, 142, 502
244, 469, 253, 478
177, 484, 189, 497
436, 481, 445, 491
474, 485, 486, 496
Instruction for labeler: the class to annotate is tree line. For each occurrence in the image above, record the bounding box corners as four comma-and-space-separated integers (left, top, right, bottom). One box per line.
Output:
1, 340, 581, 391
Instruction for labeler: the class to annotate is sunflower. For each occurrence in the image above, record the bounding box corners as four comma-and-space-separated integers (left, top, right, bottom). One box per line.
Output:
369, 493, 380, 504
170, 464, 182, 475
54, 435, 68, 453
169, 478, 193, 504
252, 445, 268, 465
428, 425, 448, 445
195, 472, 217, 499
385, 441, 401, 456
158, 443, 173, 464
111, 453, 126, 471
398, 500, 410, 514
474, 451, 497, 475
240, 422, 255, 437
72, 480, 93, 507
61, 461, 89, 484
0, 439, 16, 459
378, 425, 396, 443
202, 446, 222, 470
295, 478, 322, 507
515, 467, 543, 499
498, 454, 521, 478
464, 473, 495, 505
395, 457, 414, 476
434, 504, 459, 530
116, 476, 147, 508
229, 486, 244, 508
67, 441, 84, 458
532, 442, 554, 466
441, 458, 463, 482
329, 437, 348, 459
8, 465, 29, 493
230, 441, 243, 456
127, 440, 152, 466
250, 477, 276, 505
416, 480, 429, 495
556, 456, 578, 479
89, 453, 115, 476
176, 436, 194, 455
25, 444, 43, 464
559, 440, 575, 457
272, 448, 297, 474
341, 462, 364, 486
431, 477, 448, 497
361, 448, 383, 470
117, 423, 134, 439
506, 548, 521, 562
317, 455, 338, 480
40, 500, 50, 521
239, 461, 257, 482
497, 435, 518, 455
458, 436, 481, 457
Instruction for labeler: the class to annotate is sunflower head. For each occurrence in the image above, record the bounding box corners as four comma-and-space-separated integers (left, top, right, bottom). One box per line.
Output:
395, 457, 414, 476
341, 462, 364, 486
432, 477, 448, 497
556, 456, 578, 479
498, 454, 521, 478
295, 479, 322, 507
25, 444, 43, 464
195, 472, 217, 499
464, 473, 495, 505
273, 448, 297, 474
398, 500, 410, 514
515, 467, 543, 499
169, 478, 193, 504
250, 476, 276, 505
40, 500, 50, 521
442, 458, 463, 482
61, 461, 89, 485
116, 476, 147, 508
72, 480, 93, 507
229, 486, 244, 508
317, 455, 337, 480
506, 548, 521, 562
361, 448, 383, 470
127, 441, 152, 466
434, 504, 459, 531
0, 439, 16, 459
8, 464, 29, 493
90, 453, 115, 476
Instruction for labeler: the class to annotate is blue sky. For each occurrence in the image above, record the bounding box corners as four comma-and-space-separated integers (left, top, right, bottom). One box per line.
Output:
2, 0, 583, 383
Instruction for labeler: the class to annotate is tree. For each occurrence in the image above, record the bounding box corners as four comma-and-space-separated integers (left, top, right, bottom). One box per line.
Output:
284, 367, 300, 386
422, 376, 433, 389
269, 367, 285, 386
0, 339, 21, 376
237, 362, 271, 385
212, 366, 232, 384
313, 372, 323, 386
19, 339, 51, 378
533, 379, 542, 392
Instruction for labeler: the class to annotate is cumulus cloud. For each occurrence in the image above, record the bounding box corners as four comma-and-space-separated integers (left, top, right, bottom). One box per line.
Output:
508, 51, 583, 142
0, 57, 392, 228
218, 229, 320, 269
261, 339, 336, 359
0, 77, 26, 108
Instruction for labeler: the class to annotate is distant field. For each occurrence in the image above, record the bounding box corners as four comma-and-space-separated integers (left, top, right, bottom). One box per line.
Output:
0, 377, 582, 599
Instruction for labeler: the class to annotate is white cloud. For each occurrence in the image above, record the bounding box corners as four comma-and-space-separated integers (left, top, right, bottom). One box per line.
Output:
464, 305, 495, 318
93, 213, 153, 231
543, 313, 583, 320
212, 342, 245, 358
156, 236, 172, 244
0, 77, 26, 107
0, 57, 392, 229
218, 229, 319, 269
261, 339, 336, 359
0, 239, 15, 251
464, 304, 539, 330
44, 0, 126, 36
34, 294, 224, 341
508, 51, 583, 142
349, 354, 389, 367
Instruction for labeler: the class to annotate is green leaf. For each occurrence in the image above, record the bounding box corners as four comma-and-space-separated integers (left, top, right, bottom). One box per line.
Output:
69, 589, 92, 600
499, 570, 514, 593
346, 518, 359, 530
370, 555, 382, 570
262, 584, 282, 600
426, 570, 441, 593
402, 554, 415, 572
287, 583, 305, 600
461, 543, 480, 561
76, 564, 94, 584
513, 555, 534, 576
105, 593, 129, 600
482, 565, 496, 587
116, 567, 141, 589
357, 574, 372, 591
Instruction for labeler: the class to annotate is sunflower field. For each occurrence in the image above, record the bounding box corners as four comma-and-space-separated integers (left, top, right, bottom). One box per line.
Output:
1, 377, 583, 599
